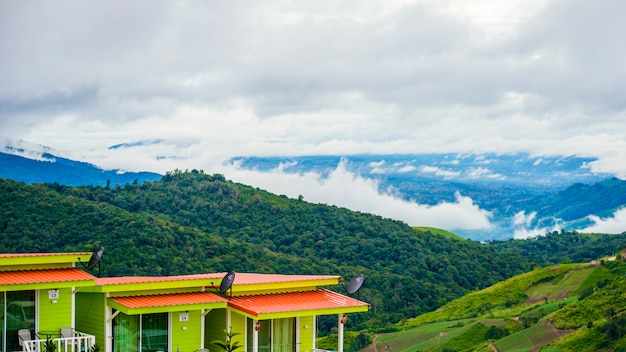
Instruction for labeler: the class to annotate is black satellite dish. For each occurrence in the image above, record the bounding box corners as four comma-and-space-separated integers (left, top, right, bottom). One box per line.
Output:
80, 247, 104, 277
343, 273, 364, 296
219, 271, 235, 298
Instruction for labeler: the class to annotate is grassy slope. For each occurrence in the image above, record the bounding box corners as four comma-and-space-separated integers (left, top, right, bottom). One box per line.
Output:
413, 226, 466, 241
371, 262, 621, 351
403, 264, 587, 327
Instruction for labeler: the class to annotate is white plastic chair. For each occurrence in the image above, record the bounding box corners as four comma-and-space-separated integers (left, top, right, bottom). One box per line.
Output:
18, 329, 34, 351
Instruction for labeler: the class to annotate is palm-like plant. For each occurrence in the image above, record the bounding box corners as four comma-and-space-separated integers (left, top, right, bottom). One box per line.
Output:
211, 328, 242, 352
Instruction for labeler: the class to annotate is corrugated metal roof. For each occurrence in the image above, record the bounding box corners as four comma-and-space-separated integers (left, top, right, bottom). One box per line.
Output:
0, 252, 90, 258
228, 289, 369, 316
0, 268, 96, 285
96, 273, 224, 285
95, 272, 339, 286
110, 291, 227, 309
232, 273, 341, 285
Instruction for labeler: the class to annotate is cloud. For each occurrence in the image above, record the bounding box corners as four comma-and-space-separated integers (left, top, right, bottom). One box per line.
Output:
466, 167, 505, 180
224, 159, 494, 230
581, 208, 626, 234
420, 166, 461, 179
511, 211, 562, 239
2, 0, 626, 199
2, 0, 626, 241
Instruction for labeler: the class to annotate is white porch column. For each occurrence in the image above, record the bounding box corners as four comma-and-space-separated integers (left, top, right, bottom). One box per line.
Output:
338, 314, 345, 352
253, 320, 259, 352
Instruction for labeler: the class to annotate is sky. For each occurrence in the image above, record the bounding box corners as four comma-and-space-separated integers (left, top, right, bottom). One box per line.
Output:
2, 0, 626, 235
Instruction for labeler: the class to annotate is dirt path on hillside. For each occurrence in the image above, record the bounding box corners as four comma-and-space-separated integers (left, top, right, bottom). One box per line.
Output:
489, 342, 500, 352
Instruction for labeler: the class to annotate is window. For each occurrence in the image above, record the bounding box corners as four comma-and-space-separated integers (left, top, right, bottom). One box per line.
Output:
247, 318, 296, 352
142, 313, 168, 352
112, 312, 168, 352
4, 290, 36, 352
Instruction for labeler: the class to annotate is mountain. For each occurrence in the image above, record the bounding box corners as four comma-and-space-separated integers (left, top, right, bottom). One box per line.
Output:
0, 151, 161, 187
2, 141, 625, 240
2, 172, 626, 333
231, 154, 626, 240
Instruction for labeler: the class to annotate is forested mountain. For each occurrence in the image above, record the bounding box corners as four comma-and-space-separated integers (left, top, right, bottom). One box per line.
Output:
3, 147, 626, 241
2, 171, 626, 332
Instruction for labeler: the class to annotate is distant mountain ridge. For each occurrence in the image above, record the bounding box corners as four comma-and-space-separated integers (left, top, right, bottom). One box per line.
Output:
1, 141, 625, 240
0, 151, 161, 186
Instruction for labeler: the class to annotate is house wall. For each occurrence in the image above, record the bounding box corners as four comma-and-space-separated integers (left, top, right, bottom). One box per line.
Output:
171, 309, 203, 352
76, 292, 107, 347
204, 309, 227, 350
230, 312, 246, 350
38, 288, 72, 332
299, 316, 315, 352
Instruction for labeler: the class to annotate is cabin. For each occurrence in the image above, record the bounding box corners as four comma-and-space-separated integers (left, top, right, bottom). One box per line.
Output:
1, 252, 369, 352
0, 252, 98, 352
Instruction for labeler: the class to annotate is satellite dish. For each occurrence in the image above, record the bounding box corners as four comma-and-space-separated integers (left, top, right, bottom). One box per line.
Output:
345, 273, 364, 295
220, 271, 235, 296
87, 247, 104, 271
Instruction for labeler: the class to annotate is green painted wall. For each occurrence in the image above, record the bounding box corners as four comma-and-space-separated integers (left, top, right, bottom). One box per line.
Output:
171, 310, 203, 352
231, 312, 246, 350
76, 292, 106, 347
38, 288, 72, 333
204, 309, 227, 350
299, 316, 315, 352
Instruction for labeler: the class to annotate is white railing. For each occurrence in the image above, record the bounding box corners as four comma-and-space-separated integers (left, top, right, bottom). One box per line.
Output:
22, 331, 96, 352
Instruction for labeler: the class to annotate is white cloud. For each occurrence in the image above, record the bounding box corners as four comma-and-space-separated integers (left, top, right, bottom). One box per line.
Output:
1, 0, 625, 180
420, 166, 461, 178
398, 165, 417, 173
581, 208, 626, 234
225, 159, 493, 230
511, 211, 562, 239
466, 167, 505, 180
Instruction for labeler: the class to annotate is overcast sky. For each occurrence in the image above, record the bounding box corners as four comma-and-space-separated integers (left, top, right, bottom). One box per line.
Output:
2, 0, 625, 235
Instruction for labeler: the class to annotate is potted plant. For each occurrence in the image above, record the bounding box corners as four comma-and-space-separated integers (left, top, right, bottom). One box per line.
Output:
43, 337, 56, 352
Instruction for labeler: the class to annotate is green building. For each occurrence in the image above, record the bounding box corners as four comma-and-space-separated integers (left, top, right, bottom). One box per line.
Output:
1, 252, 369, 352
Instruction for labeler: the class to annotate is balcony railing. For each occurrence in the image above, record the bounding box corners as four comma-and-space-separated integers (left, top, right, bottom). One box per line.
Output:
21, 330, 96, 352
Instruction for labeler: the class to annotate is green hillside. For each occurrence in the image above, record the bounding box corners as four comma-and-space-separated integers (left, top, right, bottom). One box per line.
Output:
373, 260, 626, 351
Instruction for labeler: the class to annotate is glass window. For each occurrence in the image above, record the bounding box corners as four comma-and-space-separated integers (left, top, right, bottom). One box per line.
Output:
247, 318, 295, 352
112, 312, 168, 352
273, 318, 295, 352
6, 290, 36, 352
113, 312, 139, 352
142, 313, 168, 352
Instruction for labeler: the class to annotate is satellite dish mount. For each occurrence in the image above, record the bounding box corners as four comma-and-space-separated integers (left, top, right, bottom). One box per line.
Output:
341, 273, 364, 299
79, 247, 104, 277
212, 271, 235, 299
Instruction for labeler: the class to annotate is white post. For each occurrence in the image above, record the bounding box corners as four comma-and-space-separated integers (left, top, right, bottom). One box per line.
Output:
338, 314, 345, 352
253, 320, 259, 352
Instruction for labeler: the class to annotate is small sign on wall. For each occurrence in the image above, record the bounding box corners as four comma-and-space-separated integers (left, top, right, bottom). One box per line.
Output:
48, 289, 59, 300
179, 312, 189, 322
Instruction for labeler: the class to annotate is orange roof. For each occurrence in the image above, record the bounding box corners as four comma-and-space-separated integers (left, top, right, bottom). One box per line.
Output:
0, 252, 90, 258
110, 292, 227, 309
0, 268, 96, 286
232, 273, 341, 285
96, 272, 339, 286
228, 289, 368, 317
96, 273, 224, 286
